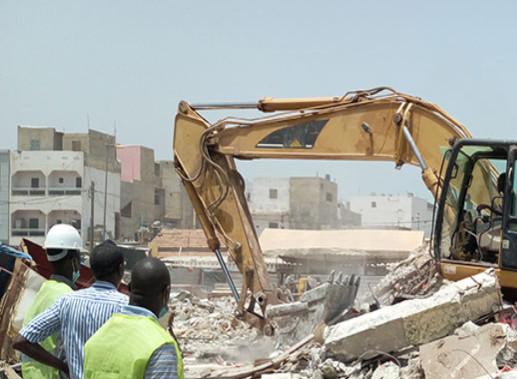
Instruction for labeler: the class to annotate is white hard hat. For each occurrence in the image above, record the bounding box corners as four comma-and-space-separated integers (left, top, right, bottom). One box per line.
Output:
44, 224, 83, 261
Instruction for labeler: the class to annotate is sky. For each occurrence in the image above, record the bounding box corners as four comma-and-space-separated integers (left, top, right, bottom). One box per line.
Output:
2, 1, 517, 202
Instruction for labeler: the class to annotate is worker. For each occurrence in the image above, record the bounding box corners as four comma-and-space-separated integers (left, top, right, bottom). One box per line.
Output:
83, 258, 183, 379
20, 224, 82, 379
493, 172, 506, 215
13, 240, 128, 379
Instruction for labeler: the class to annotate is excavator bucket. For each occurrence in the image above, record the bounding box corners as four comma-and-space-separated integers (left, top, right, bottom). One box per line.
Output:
266, 271, 361, 334
321, 272, 361, 325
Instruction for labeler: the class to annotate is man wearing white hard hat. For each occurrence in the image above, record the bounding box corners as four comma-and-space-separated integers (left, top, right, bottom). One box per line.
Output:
14, 239, 128, 379
19, 223, 82, 379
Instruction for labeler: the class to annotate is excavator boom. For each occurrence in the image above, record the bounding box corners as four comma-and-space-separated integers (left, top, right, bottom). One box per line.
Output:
173, 87, 476, 333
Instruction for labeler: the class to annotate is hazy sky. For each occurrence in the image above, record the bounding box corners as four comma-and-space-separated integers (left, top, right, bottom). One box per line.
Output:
2, 1, 516, 202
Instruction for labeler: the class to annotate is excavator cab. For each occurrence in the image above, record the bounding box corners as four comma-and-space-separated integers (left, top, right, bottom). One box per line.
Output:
434, 139, 517, 294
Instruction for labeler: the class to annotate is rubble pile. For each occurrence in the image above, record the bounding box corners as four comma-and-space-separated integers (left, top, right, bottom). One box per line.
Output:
4, 246, 517, 378
170, 292, 276, 366
360, 244, 442, 307
175, 248, 517, 379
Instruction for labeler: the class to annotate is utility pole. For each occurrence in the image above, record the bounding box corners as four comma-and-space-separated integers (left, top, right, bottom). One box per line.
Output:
103, 144, 109, 240
90, 181, 95, 253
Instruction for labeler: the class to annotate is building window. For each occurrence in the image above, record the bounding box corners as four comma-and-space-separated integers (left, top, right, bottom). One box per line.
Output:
31, 178, 39, 188
326, 192, 333, 202
371, 201, 377, 208
269, 222, 279, 228
29, 218, 39, 229
269, 189, 278, 199
76, 177, 82, 188
59, 177, 64, 184
154, 188, 160, 205
121, 201, 132, 217
72, 141, 81, 151
30, 139, 40, 151
154, 163, 160, 177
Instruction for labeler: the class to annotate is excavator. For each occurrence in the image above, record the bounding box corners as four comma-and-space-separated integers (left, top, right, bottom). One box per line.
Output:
173, 87, 517, 334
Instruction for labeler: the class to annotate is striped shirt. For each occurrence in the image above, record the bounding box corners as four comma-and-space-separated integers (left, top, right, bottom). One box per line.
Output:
119, 305, 178, 379
19, 281, 128, 379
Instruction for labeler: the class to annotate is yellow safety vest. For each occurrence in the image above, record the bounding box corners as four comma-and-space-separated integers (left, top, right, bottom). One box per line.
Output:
83, 313, 184, 379
22, 280, 73, 379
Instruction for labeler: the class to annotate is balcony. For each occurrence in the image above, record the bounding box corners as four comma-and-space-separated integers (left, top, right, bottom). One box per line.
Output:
11, 187, 46, 196
47, 210, 81, 234
11, 228, 46, 237
48, 187, 82, 196
11, 170, 46, 197
48, 170, 82, 196
11, 210, 46, 239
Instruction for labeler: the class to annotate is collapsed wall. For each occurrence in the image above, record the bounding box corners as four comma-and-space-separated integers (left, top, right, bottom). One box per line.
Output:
324, 269, 502, 361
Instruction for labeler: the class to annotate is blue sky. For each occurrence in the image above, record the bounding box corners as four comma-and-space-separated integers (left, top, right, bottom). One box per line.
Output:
1, 1, 516, 201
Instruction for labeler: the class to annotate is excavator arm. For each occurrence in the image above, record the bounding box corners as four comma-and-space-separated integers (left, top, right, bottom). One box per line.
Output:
173, 87, 473, 333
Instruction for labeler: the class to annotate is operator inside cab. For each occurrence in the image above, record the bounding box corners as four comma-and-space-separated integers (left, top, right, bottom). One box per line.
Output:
20, 223, 82, 379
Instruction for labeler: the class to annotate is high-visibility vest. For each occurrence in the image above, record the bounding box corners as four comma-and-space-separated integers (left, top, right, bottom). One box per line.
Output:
22, 280, 73, 379
83, 314, 184, 379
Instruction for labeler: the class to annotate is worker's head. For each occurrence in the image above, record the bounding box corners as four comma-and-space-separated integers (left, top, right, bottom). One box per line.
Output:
44, 224, 82, 283
90, 240, 125, 286
498, 173, 507, 195
129, 258, 171, 318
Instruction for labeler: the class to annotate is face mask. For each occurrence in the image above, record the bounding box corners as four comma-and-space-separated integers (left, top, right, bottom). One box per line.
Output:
159, 306, 168, 319
72, 270, 80, 283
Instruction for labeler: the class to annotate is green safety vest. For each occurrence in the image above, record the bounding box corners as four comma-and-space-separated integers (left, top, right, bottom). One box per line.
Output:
83, 314, 184, 379
22, 280, 73, 379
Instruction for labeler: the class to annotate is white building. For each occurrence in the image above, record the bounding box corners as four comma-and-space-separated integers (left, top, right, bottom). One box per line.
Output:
0, 151, 9, 244
246, 178, 290, 235
9, 150, 120, 247
349, 193, 434, 237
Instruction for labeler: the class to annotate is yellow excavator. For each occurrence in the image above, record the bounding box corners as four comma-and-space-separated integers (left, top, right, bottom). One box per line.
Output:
173, 87, 517, 333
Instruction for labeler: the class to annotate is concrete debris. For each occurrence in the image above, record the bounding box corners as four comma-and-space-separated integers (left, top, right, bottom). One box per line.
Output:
420, 322, 507, 379
478, 373, 517, 379
4, 244, 517, 379
171, 295, 276, 366
317, 358, 363, 378
399, 355, 424, 378
0, 362, 22, 379
361, 244, 442, 307
371, 361, 400, 379
324, 269, 501, 361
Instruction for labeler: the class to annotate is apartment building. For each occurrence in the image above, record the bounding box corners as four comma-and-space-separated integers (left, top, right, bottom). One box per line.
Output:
9, 127, 120, 247
116, 145, 164, 241
246, 175, 360, 235
247, 177, 290, 234
160, 160, 195, 229
349, 193, 434, 237
289, 176, 339, 230
0, 151, 9, 244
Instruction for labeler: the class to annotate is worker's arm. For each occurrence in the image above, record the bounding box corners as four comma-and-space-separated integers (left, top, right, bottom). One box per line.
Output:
12, 334, 69, 376
14, 298, 65, 373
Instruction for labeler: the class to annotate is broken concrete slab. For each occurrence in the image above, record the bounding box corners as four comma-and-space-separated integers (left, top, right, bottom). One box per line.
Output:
371, 361, 400, 379
324, 269, 501, 361
420, 322, 506, 379
476, 373, 517, 379
360, 245, 441, 307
